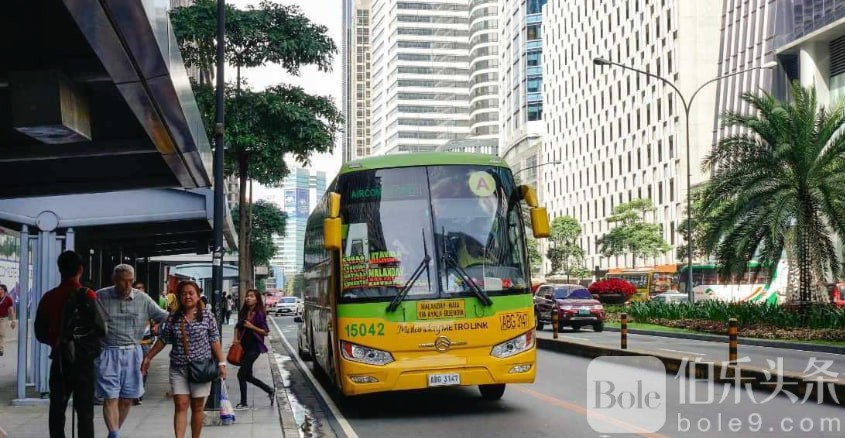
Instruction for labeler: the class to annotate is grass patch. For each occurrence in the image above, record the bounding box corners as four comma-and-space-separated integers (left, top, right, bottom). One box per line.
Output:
605, 321, 845, 346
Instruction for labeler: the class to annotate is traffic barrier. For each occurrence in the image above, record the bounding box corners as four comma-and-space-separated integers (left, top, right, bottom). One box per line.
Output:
551, 302, 559, 339
620, 313, 628, 350
728, 318, 738, 363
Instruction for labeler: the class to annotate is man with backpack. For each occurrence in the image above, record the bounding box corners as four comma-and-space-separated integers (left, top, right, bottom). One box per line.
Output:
35, 250, 108, 438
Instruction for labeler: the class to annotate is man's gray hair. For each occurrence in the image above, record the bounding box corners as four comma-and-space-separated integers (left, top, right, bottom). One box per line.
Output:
112, 264, 135, 278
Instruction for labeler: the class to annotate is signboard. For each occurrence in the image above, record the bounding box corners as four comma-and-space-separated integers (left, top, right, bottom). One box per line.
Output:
296, 188, 310, 218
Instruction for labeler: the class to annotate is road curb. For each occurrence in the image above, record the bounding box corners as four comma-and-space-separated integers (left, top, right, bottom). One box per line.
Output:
602, 326, 845, 354
266, 338, 301, 438
536, 337, 844, 406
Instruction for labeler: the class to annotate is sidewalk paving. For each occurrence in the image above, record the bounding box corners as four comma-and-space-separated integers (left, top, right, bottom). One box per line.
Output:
0, 321, 294, 437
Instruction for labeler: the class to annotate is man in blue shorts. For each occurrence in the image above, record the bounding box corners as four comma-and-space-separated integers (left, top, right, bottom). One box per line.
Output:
96, 264, 168, 438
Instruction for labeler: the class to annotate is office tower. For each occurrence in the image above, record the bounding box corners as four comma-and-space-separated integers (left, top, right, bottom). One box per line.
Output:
268, 169, 327, 277
343, 0, 374, 162
369, 0, 473, 155
543, 0, 722, 269
499, 0, 547, 188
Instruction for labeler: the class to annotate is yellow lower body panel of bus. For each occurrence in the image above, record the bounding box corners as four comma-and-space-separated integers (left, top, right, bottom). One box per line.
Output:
339, 346, 536, 396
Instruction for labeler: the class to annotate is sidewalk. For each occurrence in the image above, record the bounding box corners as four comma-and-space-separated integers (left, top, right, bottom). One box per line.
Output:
0, 321, 294, 437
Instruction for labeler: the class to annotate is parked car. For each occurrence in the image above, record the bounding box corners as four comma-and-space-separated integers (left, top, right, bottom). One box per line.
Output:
273, 296, 301, 315
534, 284, 605, 332
650, 290, 688, 303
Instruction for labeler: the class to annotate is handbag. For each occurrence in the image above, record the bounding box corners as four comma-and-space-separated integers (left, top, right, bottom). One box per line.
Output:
226, 339, 244, 366
180, 317, 219, 383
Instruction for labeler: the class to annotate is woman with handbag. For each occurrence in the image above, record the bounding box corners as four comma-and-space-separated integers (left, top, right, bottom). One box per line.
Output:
141, 280, 226, 438
234, 289, 274, 410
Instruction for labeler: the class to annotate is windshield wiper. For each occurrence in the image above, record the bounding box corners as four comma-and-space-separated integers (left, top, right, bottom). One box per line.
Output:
444, 254, 493, 306
387, 230, 431, 312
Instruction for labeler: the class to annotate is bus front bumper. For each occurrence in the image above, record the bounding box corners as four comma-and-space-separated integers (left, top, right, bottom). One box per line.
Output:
338, 346, 537, 396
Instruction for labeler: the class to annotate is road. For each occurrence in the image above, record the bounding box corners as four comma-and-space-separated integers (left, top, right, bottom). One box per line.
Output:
535, 328, 845, 381
271, 316, 844, 438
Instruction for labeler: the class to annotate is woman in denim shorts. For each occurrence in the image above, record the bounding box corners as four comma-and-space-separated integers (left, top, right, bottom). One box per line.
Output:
142, 281, 227, 438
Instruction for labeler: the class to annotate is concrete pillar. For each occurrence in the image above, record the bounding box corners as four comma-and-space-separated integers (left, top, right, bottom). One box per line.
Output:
800, 42, 830, 104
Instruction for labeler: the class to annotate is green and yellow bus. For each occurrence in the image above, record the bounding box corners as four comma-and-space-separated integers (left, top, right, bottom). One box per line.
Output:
298, 152, 549, 400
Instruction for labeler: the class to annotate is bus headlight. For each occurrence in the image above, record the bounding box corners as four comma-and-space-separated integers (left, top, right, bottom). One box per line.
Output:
340, 341, 394, 366
490, 330, 535, 358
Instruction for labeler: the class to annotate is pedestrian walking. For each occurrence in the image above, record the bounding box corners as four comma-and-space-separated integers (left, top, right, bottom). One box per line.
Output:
0, 284, 16, 356
234, 289, 275, 410
222, 293, 232, 325
95, 264, 169, 438
34, 251, 108, 438
141, 280, 226, 438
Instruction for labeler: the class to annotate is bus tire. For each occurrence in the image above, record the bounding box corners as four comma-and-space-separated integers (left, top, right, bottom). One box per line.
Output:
592, 322, 604, 332
479, 384, 506, 401
535, 309, 545, 331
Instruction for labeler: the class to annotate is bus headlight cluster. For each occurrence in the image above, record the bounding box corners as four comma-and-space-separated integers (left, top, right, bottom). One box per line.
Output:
340, 341, 394, 366
490, 330, 535, 358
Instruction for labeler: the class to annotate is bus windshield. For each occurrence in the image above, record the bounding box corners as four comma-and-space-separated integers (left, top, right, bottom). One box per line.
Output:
337, 165, 529, 303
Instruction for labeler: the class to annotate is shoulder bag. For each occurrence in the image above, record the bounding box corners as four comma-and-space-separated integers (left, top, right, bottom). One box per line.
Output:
180, 317, 219, 383
226, 327, 244, 366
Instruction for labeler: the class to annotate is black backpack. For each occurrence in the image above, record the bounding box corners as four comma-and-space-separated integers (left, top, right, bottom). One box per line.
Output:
57, 288, 107, 365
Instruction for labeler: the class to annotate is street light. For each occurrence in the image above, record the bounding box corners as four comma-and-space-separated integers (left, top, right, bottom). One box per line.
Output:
513, 160, 563, 177
592, 57, 777, 301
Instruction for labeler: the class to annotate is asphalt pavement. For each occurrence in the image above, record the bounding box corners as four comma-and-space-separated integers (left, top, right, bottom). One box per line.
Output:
272, 316, 845, 438
535, 327, 845, 384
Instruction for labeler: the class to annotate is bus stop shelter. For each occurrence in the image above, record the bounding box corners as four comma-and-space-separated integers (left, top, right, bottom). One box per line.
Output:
1, 0, 236, 403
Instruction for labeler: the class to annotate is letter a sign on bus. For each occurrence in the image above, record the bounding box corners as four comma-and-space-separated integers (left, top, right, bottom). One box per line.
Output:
469, 172, 495, 197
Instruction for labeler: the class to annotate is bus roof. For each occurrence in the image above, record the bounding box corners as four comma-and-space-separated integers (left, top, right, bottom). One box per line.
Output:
339, 152, 508, 175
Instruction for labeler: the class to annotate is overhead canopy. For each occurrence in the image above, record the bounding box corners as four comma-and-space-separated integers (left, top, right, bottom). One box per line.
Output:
1, 0, 212, 198
0, 188, 237, 257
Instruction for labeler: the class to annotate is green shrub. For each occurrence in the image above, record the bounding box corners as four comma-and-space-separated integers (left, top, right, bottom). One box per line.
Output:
628, 301, 845, 329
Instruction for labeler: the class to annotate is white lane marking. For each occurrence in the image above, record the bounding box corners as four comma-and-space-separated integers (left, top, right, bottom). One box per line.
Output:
270, 317, 360, 438
659, 348, 705, 356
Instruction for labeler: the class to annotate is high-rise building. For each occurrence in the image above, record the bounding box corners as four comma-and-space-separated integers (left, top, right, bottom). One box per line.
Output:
369, 0, 473, 155
267, 168, 327, 277
468, 0, 499, 141
343, 0, 374, 162
542, 0, 723, 270
499, 0, 547, 189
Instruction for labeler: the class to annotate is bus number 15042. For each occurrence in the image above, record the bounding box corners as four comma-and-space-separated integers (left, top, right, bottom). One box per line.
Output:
344, 322, 385, 338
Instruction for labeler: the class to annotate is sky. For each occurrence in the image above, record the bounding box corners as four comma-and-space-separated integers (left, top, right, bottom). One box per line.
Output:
227, 0, 343, 202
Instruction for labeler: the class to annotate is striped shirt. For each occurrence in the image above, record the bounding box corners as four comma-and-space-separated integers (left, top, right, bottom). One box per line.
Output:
97, 286, 169, 346
161, 308, 219, 369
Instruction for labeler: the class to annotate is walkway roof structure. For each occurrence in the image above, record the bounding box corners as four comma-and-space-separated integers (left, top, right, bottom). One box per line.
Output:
2, 0, 211, 197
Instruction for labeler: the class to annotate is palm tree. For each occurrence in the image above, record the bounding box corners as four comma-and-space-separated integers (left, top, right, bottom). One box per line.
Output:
700, 82, 845, 304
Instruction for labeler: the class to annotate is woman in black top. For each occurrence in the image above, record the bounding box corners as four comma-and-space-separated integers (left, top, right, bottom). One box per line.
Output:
234, 289, 274, 410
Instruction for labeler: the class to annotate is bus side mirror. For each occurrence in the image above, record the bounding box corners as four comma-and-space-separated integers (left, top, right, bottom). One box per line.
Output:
324, 217, 342, 250
530, 207, 549, 238
328, 192, 341, 218
519, 185, 538, 207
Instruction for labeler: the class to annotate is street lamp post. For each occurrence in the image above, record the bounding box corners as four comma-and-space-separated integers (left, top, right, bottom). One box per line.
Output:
207, 0, 226, 411
592, 57, 777, 301
513, 160, 562, 177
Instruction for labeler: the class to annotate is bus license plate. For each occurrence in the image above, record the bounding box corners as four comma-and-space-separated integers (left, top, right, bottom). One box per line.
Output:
428, 373, 460, 387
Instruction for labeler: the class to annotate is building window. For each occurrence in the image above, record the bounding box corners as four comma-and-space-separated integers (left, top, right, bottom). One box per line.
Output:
527, 50, 541, 67
528, 102, 543, 120
527, 24, 541, 41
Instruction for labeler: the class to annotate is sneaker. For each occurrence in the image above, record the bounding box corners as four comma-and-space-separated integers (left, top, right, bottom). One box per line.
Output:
133, 399, 142, 406
234, 403, 250, 411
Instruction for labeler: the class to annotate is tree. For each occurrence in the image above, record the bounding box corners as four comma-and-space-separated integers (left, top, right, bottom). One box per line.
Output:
172, 1, 342, 298
598, 199, 671, 268
286, 273, 305, 297
545, 216, 588, 281
676, 189, 722, 262
700, 82, 845, 304
170, 0, 335, 86
231, 200, 287, 269
525, 238, 543, 275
